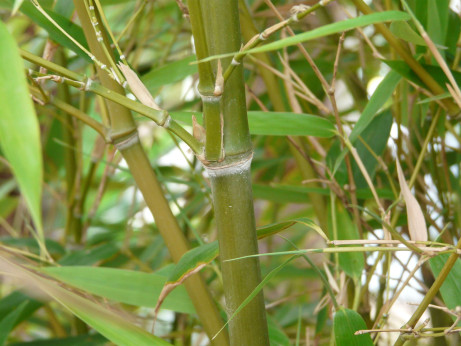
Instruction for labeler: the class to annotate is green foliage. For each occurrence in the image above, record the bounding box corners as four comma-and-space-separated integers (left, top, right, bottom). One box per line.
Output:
0, 21, 44, 251
1, 0, 461, 344
334, 308, 373, 346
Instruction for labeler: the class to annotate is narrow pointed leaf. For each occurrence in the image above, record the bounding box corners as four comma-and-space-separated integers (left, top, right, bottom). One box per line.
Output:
199, 11, 410, 62
0, 301, 28, 345
170, 111, 335, 137
42, 266, 195, 314
141, 55, 197, 91
0, 255, 171, 346
390, 21, 427, 46
396, 161, 428, 242
429, 253, 461, 314
157, 218, 326, 310
349, 71, 401, 143
334, 308, 373, 346
0, 21, 45, 249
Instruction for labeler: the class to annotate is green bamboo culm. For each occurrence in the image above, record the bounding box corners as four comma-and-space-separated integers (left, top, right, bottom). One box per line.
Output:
72, 2, 229, 345
188, 0, 270, 344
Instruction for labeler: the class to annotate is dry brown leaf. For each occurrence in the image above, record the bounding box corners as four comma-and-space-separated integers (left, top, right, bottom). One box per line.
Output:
396, 160, 428, 243
192, 115, 206, 143
152, 262, 207, 332
118, 63, 162, 111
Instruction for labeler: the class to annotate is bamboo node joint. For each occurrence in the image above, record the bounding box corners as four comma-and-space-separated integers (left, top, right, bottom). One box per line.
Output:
200, 94, 221, 103
204, 153, 253, 177
113, 132, 140, 151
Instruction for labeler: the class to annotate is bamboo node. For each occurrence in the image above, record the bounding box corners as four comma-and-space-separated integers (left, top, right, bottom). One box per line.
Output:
161, 114, 171, 128
113, 133, 140, 151
200, 95, 221, 103
83, 78, 93, 91
204, 153, 253, 177
290, 5, 310, 21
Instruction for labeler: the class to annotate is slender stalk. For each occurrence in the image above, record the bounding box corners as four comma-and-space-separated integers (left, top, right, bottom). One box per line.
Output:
394, 237, 461, 346
22, 50, 202, 153
188, 0, 269, 344
72, 2, 228, 344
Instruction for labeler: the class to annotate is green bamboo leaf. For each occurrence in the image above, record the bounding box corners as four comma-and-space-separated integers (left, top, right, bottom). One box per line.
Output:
427, 0, 448, 46
170, 111, 335, 137
247, 112, 334, 137
383, 59, 461, 91
152, 218, 327, 317
352, 110, 393, 189
253, 184, 394, 201
429, 254, 461, 312
349, 70, 401, 143
3, 0, 90, 61
0, 255, 170, 346
0, 21, 45, 252
0, 301, 28, 345
267, 315, 291, 346
42, 266, 196, 314
334, 308, 373, 346
0, 291, 41, 327
390, 21, 427, 46
199, 11, 410, 62
166, 217, 326, 284
141, 56, 198, 91
212, 256, 299, 342
328, 202, 364, 279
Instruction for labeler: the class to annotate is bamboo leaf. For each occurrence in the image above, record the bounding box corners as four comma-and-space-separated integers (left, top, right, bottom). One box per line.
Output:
396, 160, 428, 242
390, 21, 427, 46
334, 308, 373, 346
153, 218, 326, 313
199, 11, 410, 62
0, 255, 171, 346
429, 253, 461, 313
170, 111, 335, 137
352, 110, 393, 189
267, 315, 291, 346
0, 301, 28, 345
253, 184, 395, 201
328, 202, 364, 279
383, 60, 461, 91
4, 0, 90, 61
349, 70, 401, 144
0, 291, 42, 327
0, 21, 45, 251
141, 56, 198, 91
42, 266, 196, 314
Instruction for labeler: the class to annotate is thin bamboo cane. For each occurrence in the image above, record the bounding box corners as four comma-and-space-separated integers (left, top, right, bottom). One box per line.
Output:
72, 2, 229, 344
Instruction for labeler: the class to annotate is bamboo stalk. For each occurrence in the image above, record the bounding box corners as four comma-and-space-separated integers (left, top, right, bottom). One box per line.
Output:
188, 0, 270, 344
72, 2, 228, 344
